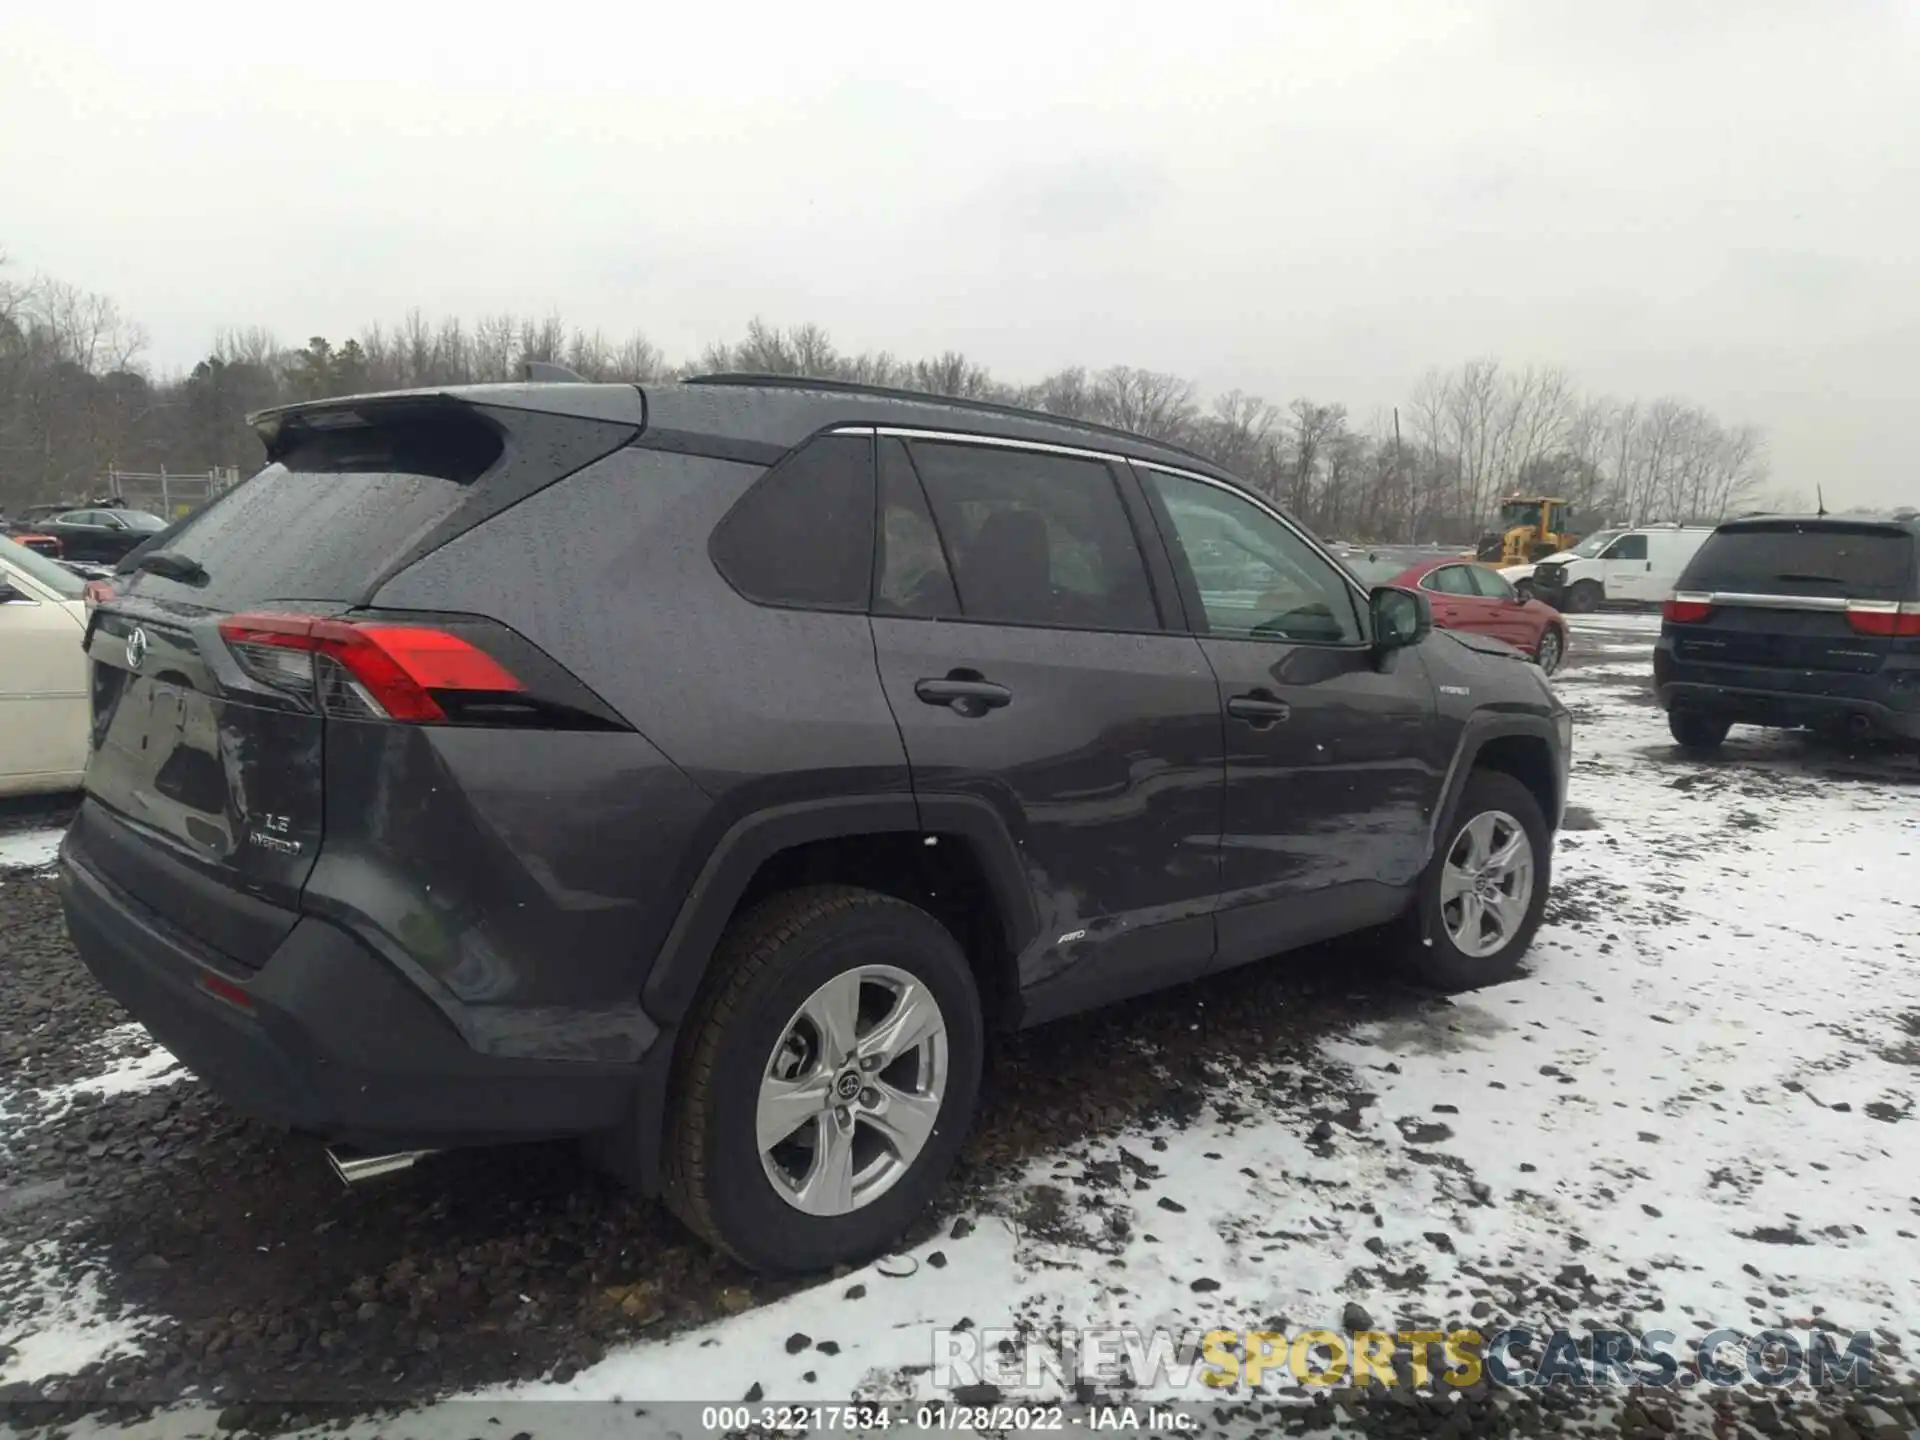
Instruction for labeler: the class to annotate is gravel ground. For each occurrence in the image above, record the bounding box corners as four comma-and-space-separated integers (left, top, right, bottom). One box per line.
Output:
4, 620, 1919, 1439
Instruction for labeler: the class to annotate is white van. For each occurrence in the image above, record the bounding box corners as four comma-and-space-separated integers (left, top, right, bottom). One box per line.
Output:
1521, 525, 1715, 612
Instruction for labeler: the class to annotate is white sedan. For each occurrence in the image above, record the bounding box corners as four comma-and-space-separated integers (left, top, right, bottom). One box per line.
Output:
0, 535, 90, 797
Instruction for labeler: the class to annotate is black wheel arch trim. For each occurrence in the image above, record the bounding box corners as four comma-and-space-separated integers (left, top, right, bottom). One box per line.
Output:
640, 792, 1040, 1030
1429, 709, 1566, 859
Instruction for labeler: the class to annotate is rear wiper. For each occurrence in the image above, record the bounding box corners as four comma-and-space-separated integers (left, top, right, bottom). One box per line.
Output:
133, 551, 209, 584
1774, 572, 1846, 585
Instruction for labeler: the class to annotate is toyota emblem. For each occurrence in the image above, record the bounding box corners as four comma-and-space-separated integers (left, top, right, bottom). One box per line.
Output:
125, 627, 149, 672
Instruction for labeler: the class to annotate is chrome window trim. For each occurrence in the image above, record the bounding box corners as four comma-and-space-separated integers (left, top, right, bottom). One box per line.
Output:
864, 425, 1131, 467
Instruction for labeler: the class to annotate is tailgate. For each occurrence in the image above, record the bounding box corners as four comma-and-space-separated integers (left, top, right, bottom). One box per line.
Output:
81, 599, 326, 967
69, 395, 639, 970
1667, 521, 1918, 678
1671, 603, 1892, 674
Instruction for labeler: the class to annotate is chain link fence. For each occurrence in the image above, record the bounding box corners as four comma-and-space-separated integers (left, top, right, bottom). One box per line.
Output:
99, 467, 243, 522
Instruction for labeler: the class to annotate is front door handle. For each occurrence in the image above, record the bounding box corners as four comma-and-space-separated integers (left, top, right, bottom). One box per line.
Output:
1227, 690, 1291, 727
915, 674, 1012, 717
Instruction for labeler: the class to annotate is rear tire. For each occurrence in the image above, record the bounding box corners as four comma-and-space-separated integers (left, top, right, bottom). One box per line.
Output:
662, 885, 983, 1274
1402, 770, 1551, 992
1563, 580, 1602, 613
1668, 712, 1731, 752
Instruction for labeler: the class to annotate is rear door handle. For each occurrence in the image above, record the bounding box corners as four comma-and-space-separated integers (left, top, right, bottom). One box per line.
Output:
915, 675, 1012, 717
1227, 691, 1291, 727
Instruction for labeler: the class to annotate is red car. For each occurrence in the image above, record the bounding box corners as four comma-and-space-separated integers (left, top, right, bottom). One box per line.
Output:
6, 532, 63, 559
1357, 555, 1568, 674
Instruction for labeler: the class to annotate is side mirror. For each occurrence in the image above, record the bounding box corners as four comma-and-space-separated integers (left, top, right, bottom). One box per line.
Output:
1370, 585, 1430, 650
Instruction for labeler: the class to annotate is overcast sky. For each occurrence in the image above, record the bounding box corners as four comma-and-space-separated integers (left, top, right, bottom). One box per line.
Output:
4, 0, 1914, 506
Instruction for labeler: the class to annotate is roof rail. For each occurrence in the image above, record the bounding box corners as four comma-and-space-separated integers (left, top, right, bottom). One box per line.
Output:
683, 372, 1226, 474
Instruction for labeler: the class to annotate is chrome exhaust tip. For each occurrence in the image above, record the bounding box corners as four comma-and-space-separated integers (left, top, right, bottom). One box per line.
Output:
325, 1146, 436, 1187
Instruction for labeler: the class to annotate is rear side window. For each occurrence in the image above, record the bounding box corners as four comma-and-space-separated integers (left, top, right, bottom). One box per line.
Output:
907, 441, 1158, 631
1426, 566, 1477, 596
1681, 523, 1916, 601
121, 405, 508, 608
710, 433, 876, 612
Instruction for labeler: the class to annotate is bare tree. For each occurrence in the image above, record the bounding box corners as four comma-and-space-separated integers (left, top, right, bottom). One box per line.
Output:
0, 258, 1778, 530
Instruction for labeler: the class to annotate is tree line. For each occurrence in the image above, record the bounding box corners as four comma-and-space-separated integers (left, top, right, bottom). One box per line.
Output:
2, 257, 1789, 540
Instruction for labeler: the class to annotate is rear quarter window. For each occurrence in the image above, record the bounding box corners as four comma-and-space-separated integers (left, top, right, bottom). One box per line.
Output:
708, 433, 876, 612
1681, 523, 1916, 601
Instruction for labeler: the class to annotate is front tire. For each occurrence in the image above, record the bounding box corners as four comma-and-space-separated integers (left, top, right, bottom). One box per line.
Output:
1403, 770, 1551, 992
1534, 626, 1565, 676
1563, 580, 1602, 613
1668, 711, 1731, 752
663, 885, 983, 1274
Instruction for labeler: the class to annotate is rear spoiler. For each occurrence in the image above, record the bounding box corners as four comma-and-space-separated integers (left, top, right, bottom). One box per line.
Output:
247, 380, 648, 449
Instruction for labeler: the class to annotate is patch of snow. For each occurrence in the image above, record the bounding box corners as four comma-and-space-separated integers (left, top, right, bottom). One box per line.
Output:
0, 826, 63, 871
31, 1023, 185, 1116
0, 1244, 151, 1386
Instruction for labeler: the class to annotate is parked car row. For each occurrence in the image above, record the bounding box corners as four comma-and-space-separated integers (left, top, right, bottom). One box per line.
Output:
3, 503, 170, 562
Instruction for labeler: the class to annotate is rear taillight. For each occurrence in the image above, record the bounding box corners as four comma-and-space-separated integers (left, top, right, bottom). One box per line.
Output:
217, 613, 524, 723
1663, 592, 1713, 623
1845, 600, 1920, 637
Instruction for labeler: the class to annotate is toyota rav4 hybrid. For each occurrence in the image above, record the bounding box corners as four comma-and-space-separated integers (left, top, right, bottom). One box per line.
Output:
58, 377, 1571, 1273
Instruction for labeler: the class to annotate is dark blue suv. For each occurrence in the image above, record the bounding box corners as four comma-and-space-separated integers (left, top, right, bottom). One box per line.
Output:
58, 375, 1570, 1272
1656, 512, 1920, 749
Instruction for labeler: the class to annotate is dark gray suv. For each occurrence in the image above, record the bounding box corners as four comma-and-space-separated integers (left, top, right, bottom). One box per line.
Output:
58, 376, 1571, 1272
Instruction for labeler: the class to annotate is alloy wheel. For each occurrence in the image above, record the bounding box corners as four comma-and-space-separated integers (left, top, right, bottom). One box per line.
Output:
1536, 628, 1563, 675
757, 965, 948, 1216
1440, 810, 1536, 959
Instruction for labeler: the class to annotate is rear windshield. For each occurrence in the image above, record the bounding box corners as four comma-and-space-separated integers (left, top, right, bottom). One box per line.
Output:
120, 407, 504, 609
1680, 522, 1915, 601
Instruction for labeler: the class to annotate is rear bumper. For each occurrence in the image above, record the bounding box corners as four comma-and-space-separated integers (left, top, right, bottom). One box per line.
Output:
57, 847, 656, 1152
1655, 680, 1920, 740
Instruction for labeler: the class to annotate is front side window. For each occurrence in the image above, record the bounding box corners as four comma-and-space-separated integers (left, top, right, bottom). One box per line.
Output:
907, 440, 1158, 631
1604, 534, 1649, 561
709, 433, 876, 612
1143, 470, 1361, 644
1468, 566, 1516, 600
